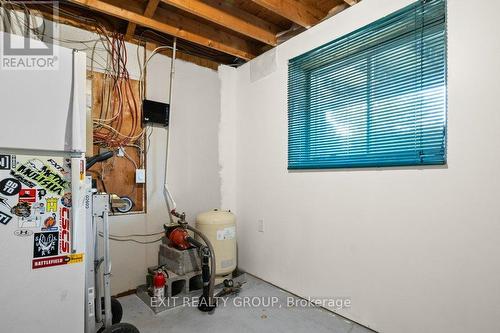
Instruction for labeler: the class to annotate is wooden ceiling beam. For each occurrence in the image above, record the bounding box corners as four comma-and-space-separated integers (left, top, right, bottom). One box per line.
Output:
28, 5, 221, 70
326, 3, 349, 18
125, 0, 161, 40
250, 0, 326, 28
161, 0, 278, 46
67, 0, 257, 60
343, 0, 359, 6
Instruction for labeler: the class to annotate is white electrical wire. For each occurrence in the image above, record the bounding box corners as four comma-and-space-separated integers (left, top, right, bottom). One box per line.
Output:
138, 41, 178, 218
164, 38, 177, 219
98, 232, 163, 244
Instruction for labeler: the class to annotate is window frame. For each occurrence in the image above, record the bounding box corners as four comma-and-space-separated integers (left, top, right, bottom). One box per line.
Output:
288, 0, 448, 170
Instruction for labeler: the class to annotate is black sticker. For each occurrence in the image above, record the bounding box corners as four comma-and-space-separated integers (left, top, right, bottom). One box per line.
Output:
0, 178, 22, 196
0, 155, 11, 170
38, 189, 47, 200
33, 232, 59, 258
0, 211, 12, 225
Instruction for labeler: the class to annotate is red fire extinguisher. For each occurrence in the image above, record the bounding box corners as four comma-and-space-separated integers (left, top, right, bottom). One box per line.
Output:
153, 271, 166, 299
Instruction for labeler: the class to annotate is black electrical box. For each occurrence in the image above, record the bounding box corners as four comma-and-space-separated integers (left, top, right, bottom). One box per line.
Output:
143, 99, 170, 127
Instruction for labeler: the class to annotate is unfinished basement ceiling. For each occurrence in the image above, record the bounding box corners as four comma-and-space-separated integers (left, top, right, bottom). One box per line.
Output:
17, 0, 360, 69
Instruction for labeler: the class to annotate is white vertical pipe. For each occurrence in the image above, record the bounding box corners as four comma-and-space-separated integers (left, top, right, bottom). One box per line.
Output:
163, 37, 177, 220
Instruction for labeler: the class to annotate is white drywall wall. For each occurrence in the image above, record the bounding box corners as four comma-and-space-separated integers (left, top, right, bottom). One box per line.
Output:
52, 24, 222, 294
219, 0, 500, 332
219, 67, 238, 211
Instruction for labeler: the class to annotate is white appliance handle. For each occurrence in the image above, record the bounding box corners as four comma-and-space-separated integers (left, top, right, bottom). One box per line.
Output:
71, 50, 86, 152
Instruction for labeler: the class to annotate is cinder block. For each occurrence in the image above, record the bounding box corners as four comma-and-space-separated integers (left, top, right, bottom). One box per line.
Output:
158, 243, 201, 275
146, 267, 202, 297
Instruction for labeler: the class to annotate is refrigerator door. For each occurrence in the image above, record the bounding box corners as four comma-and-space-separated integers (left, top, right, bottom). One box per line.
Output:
0, 32, 87, 153
0, 153, 86, 333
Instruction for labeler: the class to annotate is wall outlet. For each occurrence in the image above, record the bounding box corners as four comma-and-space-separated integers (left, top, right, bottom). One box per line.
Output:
135, 169, 146, 183
258, 219, 264, 232
117, 147, 125, 157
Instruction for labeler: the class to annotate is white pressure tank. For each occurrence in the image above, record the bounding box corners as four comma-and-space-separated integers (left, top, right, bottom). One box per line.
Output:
195, 210, 237, 280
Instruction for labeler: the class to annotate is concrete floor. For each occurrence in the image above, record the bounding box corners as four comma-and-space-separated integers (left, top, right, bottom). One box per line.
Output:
119, 275, 374, 333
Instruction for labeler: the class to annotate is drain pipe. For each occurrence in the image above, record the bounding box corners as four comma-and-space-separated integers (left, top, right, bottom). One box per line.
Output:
164, 37, 177, 224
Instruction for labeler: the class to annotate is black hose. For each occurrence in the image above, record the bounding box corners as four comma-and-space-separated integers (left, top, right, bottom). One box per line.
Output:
185, 236, 203, 249
86, 151, 114, 169
185, 225, 216, 309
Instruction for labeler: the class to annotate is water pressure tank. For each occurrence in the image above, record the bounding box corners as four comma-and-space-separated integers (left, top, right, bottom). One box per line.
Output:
195, 210, 237, 278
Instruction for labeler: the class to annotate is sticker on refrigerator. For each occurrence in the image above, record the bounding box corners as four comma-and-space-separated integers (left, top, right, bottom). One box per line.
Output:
33, 202, 45, 215
37, 189, 47, 200
33, 231, 59, 258
0, 196, 12, 210
59, 207, 70, 254
45, 197, 58, 212
0, 211, 12, 225
32, 253, 84, 270
10, 159, 70, 195
11, 202, 31, 218
0, 193, 16, 227
0, 178, 21, 196
42, 214, 57, 231
0, 155, 72, 263
47, 159, 67, 175
14, 229, 33, 237
18, 189, 36, 203
0, 155, 13, 170
60, 192, 72, 208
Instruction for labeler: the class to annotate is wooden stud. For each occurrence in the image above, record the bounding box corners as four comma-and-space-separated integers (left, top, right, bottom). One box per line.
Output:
125, 0, 161, 40
343, 0, 359, 6
327, 3, 349, 18
161, 0, 278, 45
250, 0, 326, 28
68, 0, 257, 60
29, 5, 221, 70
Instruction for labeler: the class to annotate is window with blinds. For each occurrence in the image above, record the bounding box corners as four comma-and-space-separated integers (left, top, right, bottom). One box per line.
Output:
288, 0, 447, 169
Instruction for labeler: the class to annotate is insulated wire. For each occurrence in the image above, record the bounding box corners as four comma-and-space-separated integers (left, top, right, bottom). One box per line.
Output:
109, 231, 164, 237
1, 3, 178, 202
98, 232, 164, 244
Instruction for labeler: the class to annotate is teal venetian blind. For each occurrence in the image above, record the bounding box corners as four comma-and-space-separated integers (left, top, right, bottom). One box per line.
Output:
288, 0, 447, 169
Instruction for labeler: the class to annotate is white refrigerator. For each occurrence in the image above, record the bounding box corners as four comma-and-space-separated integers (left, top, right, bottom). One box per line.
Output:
0, 32, 87, 333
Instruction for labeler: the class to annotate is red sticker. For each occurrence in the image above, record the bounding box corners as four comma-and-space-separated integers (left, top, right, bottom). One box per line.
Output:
32, 255, 69, 269
59, 207, 70, 254
19, 189, 36, 203
32, 253, 83, 269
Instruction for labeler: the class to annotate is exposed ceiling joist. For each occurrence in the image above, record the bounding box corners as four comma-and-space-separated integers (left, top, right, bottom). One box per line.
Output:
125, 0, 160, 39
161, 0, 278, 46
250, 0, 326, 28
67, 0, 257, 60
327, 3, 349, 18
30, 4, 221, 70
343, 0, 359, 6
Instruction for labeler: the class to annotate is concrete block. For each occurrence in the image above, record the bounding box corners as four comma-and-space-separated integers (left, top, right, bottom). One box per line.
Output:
158, 243, 201, 275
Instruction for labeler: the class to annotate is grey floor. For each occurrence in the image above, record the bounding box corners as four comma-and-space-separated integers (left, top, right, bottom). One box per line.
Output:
119, 275, 374, 333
